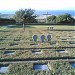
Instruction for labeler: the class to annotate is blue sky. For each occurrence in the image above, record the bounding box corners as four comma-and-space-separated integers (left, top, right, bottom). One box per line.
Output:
0, 0, 75, 10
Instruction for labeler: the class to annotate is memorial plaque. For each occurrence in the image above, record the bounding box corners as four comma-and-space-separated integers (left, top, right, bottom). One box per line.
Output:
41, 35, 45, 42
47, 34, 51, 41
33, 35, 37, 42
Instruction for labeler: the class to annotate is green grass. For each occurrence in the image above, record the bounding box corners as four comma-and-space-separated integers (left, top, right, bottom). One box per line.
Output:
0, 26, 7, 30
0, 25, 75, 30
33, 25, 75, 30
0, 24, 75, 75
0, 61, 75, 75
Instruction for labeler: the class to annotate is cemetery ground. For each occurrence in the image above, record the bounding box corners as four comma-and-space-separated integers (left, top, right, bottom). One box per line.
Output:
0, 25, 75, 75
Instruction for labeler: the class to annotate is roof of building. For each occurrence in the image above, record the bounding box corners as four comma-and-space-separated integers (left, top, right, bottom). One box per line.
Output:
35, 14, 52, 20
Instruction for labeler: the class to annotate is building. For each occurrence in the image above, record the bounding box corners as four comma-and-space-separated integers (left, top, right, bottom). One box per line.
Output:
35, 14, 52, 23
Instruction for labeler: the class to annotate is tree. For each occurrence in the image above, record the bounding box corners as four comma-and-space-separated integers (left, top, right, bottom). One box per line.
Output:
0, 18, 16, 25
13, 9, 25, 22
13, 8, 37, 23
47, 13, 75, 24
47, 15, 56, 23
56, 13, 75, 23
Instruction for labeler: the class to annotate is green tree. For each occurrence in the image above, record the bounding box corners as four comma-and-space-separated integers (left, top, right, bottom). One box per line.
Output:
47, 15, 56, 23
56, 13, 75, 23
14, 8, 37, 23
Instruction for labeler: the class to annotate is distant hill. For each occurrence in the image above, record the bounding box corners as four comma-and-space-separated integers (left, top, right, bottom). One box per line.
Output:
0, 13, 14, 19
0, 10, 75, 15
35, 10, 75, 16
0, 10, 75, 19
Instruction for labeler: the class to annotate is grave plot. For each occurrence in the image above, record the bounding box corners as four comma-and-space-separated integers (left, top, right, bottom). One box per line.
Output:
56, 50, 65, 53
69, 42, 75, 45
70, 62, 75, 69
13, 39, 20, 41
61, 38, 67, 40
0, 64, 9, 73
0, 39, 5, 41
32, 50, 42, 54
50, 41, 56, 45
9, 43, 18, 46
55, 49, 70, 57
30, 43, 38, 46
33, 63, 49, 70
4, 51, 15, 55
68, 49, 75, 57
0, 48, 74, 60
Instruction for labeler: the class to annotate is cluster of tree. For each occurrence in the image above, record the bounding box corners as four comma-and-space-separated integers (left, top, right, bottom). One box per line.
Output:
13, 8, 37, 23
0, 18, 16, 25
47, 13, 75, 24
14, 8, 75, 24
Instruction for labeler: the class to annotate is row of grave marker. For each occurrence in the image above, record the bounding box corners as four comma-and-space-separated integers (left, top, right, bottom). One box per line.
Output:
33, 34, 51, 42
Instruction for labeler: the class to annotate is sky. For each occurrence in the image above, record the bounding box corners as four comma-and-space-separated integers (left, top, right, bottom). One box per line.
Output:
0, 0, 75, 10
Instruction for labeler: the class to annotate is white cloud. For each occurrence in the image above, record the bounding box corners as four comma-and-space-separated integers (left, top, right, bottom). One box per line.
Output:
0, 0, 75, 10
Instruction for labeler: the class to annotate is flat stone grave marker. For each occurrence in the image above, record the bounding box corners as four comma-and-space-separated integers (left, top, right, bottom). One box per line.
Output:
4, 51, 15, 55
33, 63, 48, 70
0, 65, 9, 73
56, 50, 65, 53
32, 50, 42, 54
70, 62, 75, 69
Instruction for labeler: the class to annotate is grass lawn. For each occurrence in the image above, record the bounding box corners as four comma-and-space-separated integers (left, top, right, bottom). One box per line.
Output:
32, 25, 75, 30
0, 24, 75, 75
0, 26, 7, 30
